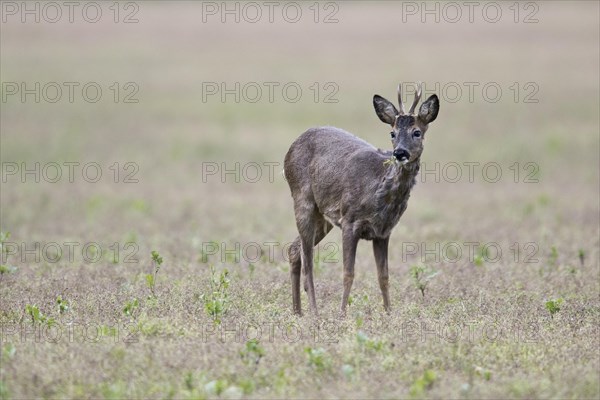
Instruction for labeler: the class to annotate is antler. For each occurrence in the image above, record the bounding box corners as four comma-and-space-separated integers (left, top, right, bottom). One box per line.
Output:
397, 84, 406, 115
408, 82, 422, 115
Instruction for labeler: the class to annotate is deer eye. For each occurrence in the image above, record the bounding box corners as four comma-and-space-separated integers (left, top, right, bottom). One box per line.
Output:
390, 132, 396, 139
413, 130, 422, 138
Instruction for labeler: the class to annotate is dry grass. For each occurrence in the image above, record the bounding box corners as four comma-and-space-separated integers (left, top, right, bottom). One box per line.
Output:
1, 2, 599, 399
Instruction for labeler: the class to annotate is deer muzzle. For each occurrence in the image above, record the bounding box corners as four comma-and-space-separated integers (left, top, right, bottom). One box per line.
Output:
393, 148, 411, 163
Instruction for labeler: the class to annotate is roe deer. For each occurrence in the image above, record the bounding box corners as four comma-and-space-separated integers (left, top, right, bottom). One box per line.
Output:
284, 82, 439, 316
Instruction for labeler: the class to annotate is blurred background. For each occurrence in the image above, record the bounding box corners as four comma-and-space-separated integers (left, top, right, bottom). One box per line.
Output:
1, 1, 599, 398
2, 1, 598, 251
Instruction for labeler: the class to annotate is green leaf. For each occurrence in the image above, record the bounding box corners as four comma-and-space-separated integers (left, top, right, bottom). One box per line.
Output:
151, 250, 163, 265
145, 274, 154, 288
0, 265, 17, 274
0, 231, 10, 243
3, 343, 16, 360
545, 298, 563, 317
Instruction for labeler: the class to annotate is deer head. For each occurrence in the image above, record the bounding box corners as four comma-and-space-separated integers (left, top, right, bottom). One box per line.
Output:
373, 83, 439, 164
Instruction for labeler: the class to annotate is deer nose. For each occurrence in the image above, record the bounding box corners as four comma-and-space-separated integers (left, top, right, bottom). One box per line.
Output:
393, 148, 410, 162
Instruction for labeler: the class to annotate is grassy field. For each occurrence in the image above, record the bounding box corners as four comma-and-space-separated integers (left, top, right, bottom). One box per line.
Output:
1, 1, 599, 398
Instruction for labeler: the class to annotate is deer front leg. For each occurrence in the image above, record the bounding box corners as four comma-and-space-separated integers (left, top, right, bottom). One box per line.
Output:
340, 225, 359, 316
373, 237, 391, 312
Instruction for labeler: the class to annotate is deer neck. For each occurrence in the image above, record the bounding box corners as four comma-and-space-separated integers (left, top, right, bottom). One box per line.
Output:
375, 157, 420, 208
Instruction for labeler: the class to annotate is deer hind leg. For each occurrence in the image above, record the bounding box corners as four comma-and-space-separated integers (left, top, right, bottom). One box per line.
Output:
293, 198, 332, 315
287, 219, 333, 315
303, 218, 333, 293
300, 216, 334, 315
299, 230, 318, 314
292, 198, 318, 314
288, 236, 303, 315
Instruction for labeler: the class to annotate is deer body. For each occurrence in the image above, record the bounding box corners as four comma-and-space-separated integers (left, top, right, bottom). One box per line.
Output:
285, 127, 419, 240
285, 83, 439, 315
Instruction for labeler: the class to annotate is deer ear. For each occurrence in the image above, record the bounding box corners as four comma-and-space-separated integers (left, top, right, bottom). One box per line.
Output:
418, 95, 439, 124
373, 95, 398, 125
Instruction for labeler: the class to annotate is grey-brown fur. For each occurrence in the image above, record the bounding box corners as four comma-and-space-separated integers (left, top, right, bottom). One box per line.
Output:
284, 83, 439, 315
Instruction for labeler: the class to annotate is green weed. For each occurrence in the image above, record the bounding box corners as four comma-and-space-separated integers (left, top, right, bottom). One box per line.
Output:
305, 347, 331, 372
0, 231, 17, 276
123, 298, 139, 318
56, 295, 69, 314
24, 304, 55, 327
240, 339, 265, 366
410, 369, 437, 397
146, 250, 164, 297
200, 266, 230, 324
410, 265, 439, 298
545, 298, 563, 319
